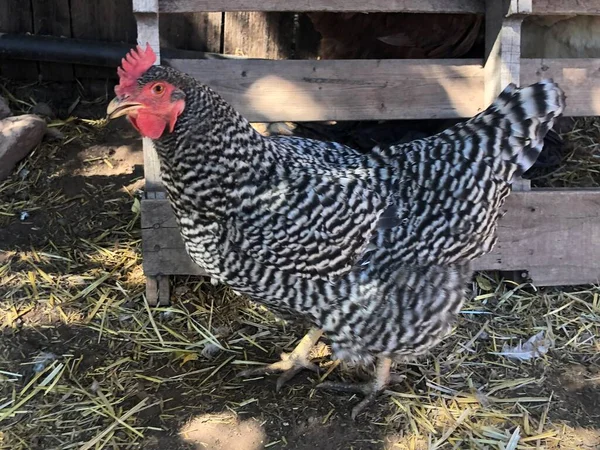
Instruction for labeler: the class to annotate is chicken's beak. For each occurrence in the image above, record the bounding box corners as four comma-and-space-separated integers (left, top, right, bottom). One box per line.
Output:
106, 97, 143, 119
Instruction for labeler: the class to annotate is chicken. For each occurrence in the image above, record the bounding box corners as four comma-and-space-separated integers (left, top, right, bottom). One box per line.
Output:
107, 44, 566, 419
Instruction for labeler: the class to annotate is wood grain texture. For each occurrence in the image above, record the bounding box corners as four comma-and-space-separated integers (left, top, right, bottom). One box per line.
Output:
164, 58, 485, 121
223, 12, 294, 59
70, 0, 137, 79
521, 58, 600, 117
145, 275, 170, 306
31, 0, 74, 80
509, 0, 600, 15
159, 0, 484, 13
484, 0, 522, 105
159, 12, 222, 53
0, 0, 37, 80
474, 189, 600, 285
137, 13, 161, 63
142, 137, 166, 197
133, 0, 159, 13
141, 190, 600, 286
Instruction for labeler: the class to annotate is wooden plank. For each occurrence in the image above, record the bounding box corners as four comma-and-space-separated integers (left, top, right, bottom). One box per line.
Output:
484, 0, 522, 105
474, 189, 600, 285
509, 0, 600, 15
31, 0, 74, 81
141, 190, 600, 286
164, 59, 485, 121
136, 14, 161, 64
70, 0, 137, 79
0, 0, 38, 80
159, 12, 222, 53
146, 275, 171, 306
142, 138, 166, 197
133, 0, 159, 13
484, 1, 530, 189
521, 58, 600, 117
159, 0, 484, 13
142, 227, 203, 276
135, 0, 170, 306
134, 3, 164, 198
223, 12, 294, 59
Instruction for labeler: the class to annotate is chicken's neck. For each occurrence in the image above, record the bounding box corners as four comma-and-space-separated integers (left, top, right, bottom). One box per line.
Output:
150, 92, 274, 275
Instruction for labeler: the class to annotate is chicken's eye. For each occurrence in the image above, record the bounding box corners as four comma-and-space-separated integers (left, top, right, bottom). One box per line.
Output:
152, 84, 165, 95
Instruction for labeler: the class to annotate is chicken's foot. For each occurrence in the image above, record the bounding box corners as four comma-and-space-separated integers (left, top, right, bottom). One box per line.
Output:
317, 357, 405, 420
237, 328, 323, 391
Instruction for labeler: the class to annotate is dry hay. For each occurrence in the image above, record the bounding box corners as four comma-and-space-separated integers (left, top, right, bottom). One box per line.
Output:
0, 83, 599, 449
529, 118, 600, 188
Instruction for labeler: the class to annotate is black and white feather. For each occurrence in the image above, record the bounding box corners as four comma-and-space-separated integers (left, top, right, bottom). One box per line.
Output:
142, 66, 565, 366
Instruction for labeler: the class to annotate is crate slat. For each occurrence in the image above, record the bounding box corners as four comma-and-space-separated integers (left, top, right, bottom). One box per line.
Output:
521, 58, 600, 117
157, 0, 484, 14
509, 0, 600, 15
165, 58, 485, 121
484, 0, 522, 105
141, 190, 600, 286
165, 58, 600, 120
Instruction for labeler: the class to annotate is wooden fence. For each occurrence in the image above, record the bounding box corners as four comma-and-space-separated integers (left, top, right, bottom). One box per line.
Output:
0, 0, 320, 80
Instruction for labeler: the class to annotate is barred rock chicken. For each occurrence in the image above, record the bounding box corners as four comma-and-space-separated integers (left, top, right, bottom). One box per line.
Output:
107, 44, 565, 419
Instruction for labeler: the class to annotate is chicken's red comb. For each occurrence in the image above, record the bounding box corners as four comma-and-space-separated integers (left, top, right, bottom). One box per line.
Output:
115, 43, 157, 96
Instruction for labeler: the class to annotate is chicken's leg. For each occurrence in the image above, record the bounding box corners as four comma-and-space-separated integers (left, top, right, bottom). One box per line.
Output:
237, 328, 323, 391
317, 357, 405, 420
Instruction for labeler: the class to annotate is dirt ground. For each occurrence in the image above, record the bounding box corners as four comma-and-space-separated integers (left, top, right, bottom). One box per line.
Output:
1, 83, 599, 450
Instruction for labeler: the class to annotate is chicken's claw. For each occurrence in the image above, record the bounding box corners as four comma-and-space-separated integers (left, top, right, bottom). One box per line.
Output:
316, 358, 405, 420
237, 328, 324, 391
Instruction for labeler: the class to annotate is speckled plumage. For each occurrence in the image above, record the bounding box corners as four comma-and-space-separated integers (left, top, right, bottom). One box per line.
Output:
140, 66, 565, 366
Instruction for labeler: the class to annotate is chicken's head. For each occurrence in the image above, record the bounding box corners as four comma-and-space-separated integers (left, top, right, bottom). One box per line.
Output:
106, 44, 185, 139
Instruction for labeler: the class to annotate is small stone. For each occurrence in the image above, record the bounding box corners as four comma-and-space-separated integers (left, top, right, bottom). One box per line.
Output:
0, 115, 47, 182
32, 102, 55, 119
44, 127, 64, 141
0, 96, 10, 119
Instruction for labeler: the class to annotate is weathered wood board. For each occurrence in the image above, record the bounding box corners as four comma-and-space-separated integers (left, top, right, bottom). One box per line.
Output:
166, 58, 486, 121
165, 58, 600, 120
159, 12, 222, 53
521, 59, 600, 117
507, 0, 600, 15
223, 12, 295, 59
0, 0, 37, 80
141, 190, 600, 287
70, 0, 137, 79
484, 0, 521, 105
159, 0, 485, 13
31, 0, 74, 80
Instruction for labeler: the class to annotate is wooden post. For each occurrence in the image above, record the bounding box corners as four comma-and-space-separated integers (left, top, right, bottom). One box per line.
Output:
484, 0, 531, 282
133, 0, 170, 306
484, 0, 526, 105
484, 0, 530, 189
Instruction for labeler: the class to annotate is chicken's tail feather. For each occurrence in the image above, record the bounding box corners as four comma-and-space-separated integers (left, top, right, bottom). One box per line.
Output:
479, 79, 566, 177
